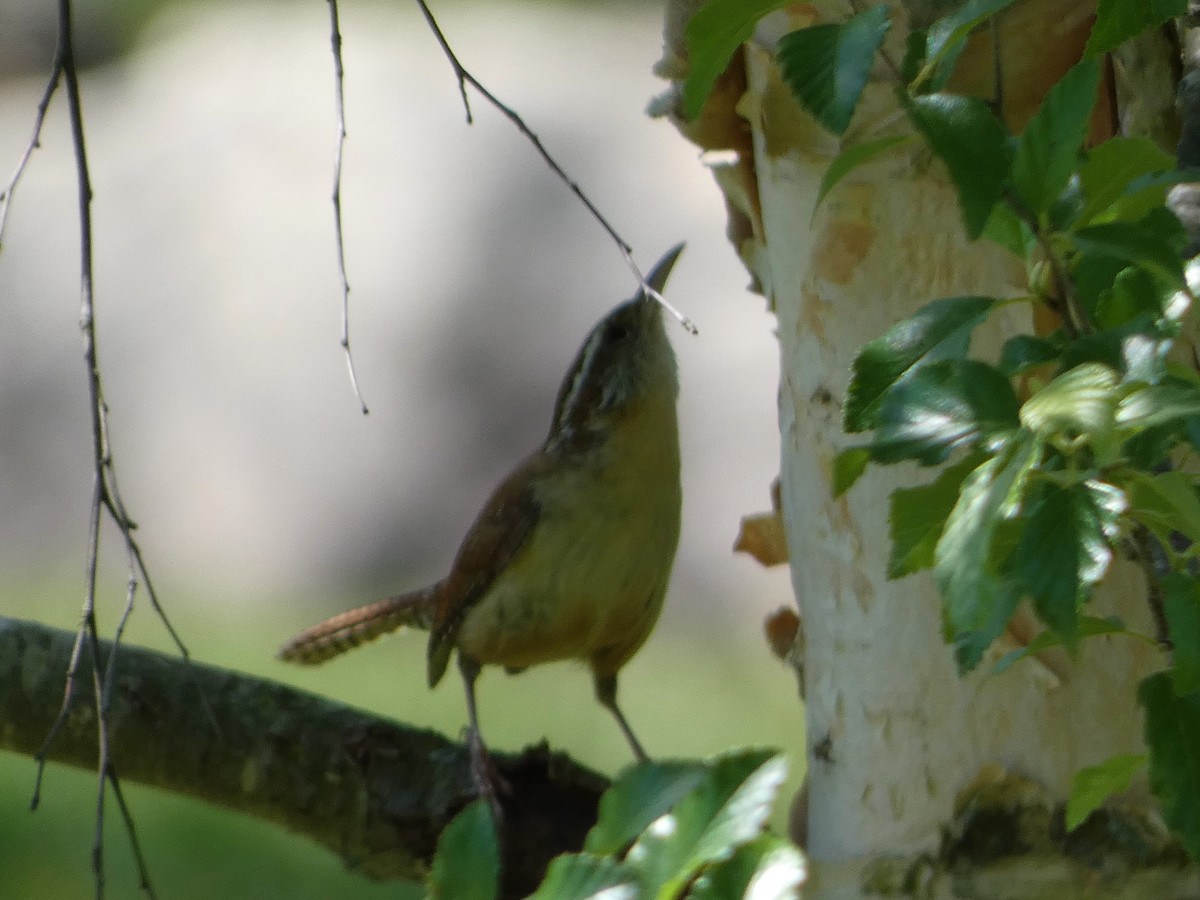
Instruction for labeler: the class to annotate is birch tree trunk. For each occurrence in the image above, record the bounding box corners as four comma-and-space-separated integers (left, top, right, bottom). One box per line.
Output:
661, 1, 1196, 895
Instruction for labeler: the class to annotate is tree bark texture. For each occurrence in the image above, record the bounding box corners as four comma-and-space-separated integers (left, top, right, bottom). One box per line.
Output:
661, 0, 1193, 896
0, 616, 606, 898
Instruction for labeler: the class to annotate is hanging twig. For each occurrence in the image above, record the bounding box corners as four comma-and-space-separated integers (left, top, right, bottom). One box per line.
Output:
0, 67, 61, 250
413, 0, 696, 333
326, 0, 369, 414
11, 1, 205, 895
107, 764, 159, 900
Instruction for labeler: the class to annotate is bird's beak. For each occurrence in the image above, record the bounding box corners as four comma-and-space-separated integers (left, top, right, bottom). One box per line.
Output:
641, 242, 685, 300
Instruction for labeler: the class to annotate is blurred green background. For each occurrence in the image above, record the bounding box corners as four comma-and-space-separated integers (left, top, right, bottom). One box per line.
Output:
0, 0, 801, 896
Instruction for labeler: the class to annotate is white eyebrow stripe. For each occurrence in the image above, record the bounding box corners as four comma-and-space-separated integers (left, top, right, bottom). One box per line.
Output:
555, 324, 606, 437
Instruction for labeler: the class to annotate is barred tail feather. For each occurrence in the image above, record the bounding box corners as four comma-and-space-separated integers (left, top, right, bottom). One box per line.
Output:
277, 584, 441, 665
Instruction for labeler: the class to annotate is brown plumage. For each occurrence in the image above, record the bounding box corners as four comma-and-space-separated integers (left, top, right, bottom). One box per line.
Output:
278, 585, 439, 665
277, 244, 686, 805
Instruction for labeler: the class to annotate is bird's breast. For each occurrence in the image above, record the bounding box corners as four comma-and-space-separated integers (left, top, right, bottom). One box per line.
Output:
455, 388, 681, 672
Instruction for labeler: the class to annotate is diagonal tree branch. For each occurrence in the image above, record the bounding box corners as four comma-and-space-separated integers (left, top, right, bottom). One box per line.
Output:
0, 616, 607, 898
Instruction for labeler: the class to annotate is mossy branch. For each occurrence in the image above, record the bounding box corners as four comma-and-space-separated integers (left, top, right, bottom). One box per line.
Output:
0, 616, 607, 897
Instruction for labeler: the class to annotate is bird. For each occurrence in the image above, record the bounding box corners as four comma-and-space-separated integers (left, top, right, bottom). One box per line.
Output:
278, 243, 685, 801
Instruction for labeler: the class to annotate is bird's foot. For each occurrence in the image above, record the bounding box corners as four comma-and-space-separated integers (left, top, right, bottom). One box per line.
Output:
466, 727, 509, 821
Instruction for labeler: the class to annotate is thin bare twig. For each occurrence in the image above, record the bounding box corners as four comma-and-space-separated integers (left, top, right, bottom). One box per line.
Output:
17, 1, 201, 895
327, 0, 369, 414
413, 0, 697, 333
107, 765, 159, 900
0, 68, 62, 250
31, 472, 103, 812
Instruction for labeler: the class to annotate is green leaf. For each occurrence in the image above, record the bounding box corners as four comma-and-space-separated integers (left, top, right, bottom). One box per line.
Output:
427, 800, 499, 900
626, 750, 786, 897
1077, 137, 1177, 225
992, 615, 1134, 674
688, 835, 806, 900
1020, 362, 1120, 442
888, 453, 983, 578
900, 28, 927, 87
1072, 222, 1185, 287
1085, 0, 1186, 57
846, 296, 997, 431
999, 334, 1061, 377
682, 0, 793, 120
1104, 169, 1200, 225
816, 135, 912, 210
983, 201, 1033, 258
1010, 59, 1100, 219
953, 576, 1023, 672
1125, 469, 1200, 549
936, 434, 1041, 667
585, 761, 709, 855
1066, 753, 1148, 831
921, 0, 1021, 89
1165, 574, 1200, 695
906, 94, 1011, 238
528, 855, 638, 900
1139, 671, 1200, 861
1118, 382, 1200, 432
1120, 330, 1171, 384
833, 447, 871, 496
777, 4, 891, 135
869, 360, 1020, 465
1013, 480, 1121, 647
1095, 268, 1165, 330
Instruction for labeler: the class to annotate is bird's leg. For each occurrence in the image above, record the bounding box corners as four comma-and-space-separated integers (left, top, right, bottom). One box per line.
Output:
594, 672, 648, 763
459, 655, 505, 813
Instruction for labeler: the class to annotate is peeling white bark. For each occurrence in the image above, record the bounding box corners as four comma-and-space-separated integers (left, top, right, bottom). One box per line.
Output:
662, 0, 1194, 895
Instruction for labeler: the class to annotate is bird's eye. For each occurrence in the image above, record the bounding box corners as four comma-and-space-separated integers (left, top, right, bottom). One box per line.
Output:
606, 323, 631, 343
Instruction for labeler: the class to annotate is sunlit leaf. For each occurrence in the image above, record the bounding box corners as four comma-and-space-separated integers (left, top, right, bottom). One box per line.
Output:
846, 296, 996, 431
936, 434, 1040, 670
921, 0, 1021, 89
816, 135, 911, 210
905, 94, 1011, 238
777, 4, 891, 135
889, 453, 983, 577
1013, 480, 1121, 647
428, 800, 498, 900
528, 855, 637, 900
1125, 469, 1200, 551
1010, 59, 1100, 218
682, 0, 793, 119
1020, 362, 1119, 441
833, 447, 871, 497
1077, 137, 1177, 225
689, 835, 806, 900
999, 334, 1061, 376
1066, 753, 1147, 830
1118, 382, 1200, 431
1072, 222, 1185, 287
1085, 0, 1185, 57
627, 750, 786, 896
586, 761, 708, 855
983, 201, 1033, 258
869, 360, 1020, 465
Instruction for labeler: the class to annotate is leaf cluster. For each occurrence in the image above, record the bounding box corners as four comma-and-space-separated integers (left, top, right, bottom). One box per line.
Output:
426, 750, 801, 900
681, 0, 1200, 868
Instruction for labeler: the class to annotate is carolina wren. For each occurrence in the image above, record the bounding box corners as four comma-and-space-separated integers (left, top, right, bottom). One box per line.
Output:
279, 244, 685, 797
